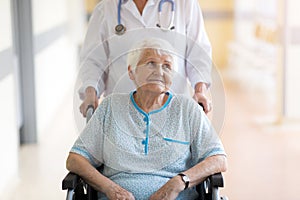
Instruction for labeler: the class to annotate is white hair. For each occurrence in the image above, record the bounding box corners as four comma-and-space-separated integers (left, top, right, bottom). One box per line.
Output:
127, 38, 177, 71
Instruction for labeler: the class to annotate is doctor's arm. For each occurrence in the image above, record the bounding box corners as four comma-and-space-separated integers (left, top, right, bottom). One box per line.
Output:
66, 153, 135, 200
78, 4, 109, 117
185, 0, 213, 114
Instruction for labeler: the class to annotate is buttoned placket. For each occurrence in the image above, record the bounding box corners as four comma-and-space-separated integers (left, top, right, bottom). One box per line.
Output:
141, 114, 151, 155
130, 91, 173, 155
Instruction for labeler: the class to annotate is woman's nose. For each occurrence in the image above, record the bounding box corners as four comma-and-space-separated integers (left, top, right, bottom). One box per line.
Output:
154, 65, 164, 75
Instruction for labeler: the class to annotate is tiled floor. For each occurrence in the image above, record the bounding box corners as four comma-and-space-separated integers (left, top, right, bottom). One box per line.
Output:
1, 76, 300, 200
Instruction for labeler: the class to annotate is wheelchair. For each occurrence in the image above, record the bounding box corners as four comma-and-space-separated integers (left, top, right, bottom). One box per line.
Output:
62, 105, 228, 200
62, 171, 227, 200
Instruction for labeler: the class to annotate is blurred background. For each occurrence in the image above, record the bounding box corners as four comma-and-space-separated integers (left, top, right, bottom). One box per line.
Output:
0, 0, 300, 199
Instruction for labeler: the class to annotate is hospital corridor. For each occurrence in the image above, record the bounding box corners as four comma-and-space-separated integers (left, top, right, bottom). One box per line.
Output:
1, 0, 300, 200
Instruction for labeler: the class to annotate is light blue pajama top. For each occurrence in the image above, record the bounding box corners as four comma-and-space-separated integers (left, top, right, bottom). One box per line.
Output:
70, 91, 225, 200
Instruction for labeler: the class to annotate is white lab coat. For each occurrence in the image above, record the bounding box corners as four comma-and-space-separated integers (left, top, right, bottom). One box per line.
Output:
78, 0, 212, 99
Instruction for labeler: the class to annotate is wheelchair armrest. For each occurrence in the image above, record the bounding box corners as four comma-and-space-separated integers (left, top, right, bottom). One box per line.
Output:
209, 172, 224, 188
62, 171, 98, 200
62, 172, 79, 190
196, 173, 225, 200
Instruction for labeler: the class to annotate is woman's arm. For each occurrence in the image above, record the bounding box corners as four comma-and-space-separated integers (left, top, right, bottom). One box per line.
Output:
181, 154, 227, 188
149, 154, 227, 200
66, 152, 135, 200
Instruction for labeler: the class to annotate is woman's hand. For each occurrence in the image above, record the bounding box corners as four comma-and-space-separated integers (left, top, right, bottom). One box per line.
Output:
105, 183, 135, 200
149, 175, 184, 200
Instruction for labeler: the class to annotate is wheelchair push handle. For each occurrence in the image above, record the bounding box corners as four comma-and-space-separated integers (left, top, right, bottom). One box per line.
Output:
86, 104, 95, 123
199, 102, 204, 111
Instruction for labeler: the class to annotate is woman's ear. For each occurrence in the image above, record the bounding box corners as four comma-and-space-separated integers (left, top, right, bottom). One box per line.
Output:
128, 65, 135, 80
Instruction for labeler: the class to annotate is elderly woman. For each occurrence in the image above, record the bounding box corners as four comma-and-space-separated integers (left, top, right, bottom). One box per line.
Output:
66, 38, 227, 200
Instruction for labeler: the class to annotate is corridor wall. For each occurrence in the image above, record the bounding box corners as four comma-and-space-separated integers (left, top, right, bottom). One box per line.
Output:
0, 0, 86, 195
0, 0, 19, 194
226, 0, 300, 121
283, 0, 300, 119
32, 0, 85, 137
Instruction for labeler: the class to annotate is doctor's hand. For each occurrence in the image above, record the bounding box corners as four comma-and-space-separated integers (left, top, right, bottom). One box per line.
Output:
193, 82, 212, 114
149, 175, 183, 200
79, 86, 98, 117
193, 92, 212, 114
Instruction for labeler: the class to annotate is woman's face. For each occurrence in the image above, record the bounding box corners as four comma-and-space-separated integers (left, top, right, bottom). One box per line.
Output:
129, 49, 174, 94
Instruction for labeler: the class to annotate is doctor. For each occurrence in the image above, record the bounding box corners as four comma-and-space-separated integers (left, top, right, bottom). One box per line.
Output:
78, 0, 213, 117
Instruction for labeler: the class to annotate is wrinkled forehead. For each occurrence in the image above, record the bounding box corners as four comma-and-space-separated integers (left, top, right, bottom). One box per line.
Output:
138, 48, 173, 62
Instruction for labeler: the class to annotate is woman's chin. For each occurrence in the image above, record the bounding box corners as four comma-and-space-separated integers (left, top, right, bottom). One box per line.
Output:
138, 84, 168, 94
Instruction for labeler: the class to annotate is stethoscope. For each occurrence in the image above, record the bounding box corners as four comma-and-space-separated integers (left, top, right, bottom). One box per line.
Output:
115, 0, 175, 35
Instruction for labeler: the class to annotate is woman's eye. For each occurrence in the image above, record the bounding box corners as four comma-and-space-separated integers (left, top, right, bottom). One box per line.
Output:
162, 64, 171, 70
147, 61, 156, 67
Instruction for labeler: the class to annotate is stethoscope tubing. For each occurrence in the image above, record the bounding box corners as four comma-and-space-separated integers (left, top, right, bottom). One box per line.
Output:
158, 0, 175, 12
118, 0, 122, 25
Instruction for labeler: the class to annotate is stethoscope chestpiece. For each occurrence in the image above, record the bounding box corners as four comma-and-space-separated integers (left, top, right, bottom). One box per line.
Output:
156, 23, 175, 31
115, 24, 126, 35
